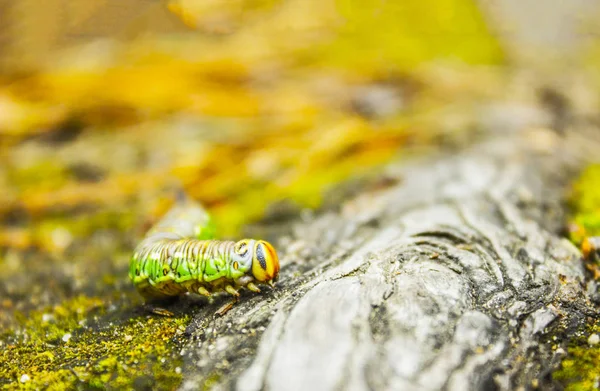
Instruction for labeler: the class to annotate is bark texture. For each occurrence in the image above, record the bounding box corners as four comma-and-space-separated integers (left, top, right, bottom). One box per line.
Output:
177, 127, 599, 391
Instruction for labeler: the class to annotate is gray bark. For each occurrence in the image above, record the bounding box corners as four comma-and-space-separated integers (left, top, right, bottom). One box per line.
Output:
176, 127, 599, 391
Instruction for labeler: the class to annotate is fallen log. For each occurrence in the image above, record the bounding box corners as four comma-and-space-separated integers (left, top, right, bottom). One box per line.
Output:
178, 124, 600, 391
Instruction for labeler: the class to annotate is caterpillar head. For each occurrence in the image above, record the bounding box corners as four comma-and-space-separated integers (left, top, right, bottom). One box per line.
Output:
233, 239, 279, 284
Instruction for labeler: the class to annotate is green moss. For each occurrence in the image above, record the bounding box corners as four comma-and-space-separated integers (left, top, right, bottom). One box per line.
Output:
33, 208, 138, 253
9, 295, 105, 342
553, 325, 600, 391
318, 0, 503, 73
568, 164, 600, 243
7, 160, 70, 194
203, 372, 222, 391
0, 295, 190, 390
557, 167, 600, 389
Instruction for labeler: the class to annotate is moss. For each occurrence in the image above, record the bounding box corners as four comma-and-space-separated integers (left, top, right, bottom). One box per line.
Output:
32, 208, 138, 253
558, 167, 600, 389
9, 295, 105, 342
319, 0, 503, 72
7, 160, 70, 194
553, 324, 600, 391
568, 164, 600, 243
202, 372, 222, 391
0, 295, 190, 390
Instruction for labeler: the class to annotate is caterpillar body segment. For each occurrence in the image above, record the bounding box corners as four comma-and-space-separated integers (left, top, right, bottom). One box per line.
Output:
145, 199, 216, 242
129, 199, 280, 302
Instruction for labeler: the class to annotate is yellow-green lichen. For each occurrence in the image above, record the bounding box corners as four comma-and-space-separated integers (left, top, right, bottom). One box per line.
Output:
0, 295, 190, 390
7, 160, 71, 194
568, 164, 600, 244
203, 372, 222, 391
553, 325, 600, 391
32, 208, 138, 253
319, 0, 503, 72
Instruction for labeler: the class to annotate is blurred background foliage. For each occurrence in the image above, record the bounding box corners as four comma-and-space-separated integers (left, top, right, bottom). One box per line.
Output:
0, 0, 504, 254
2, 0, 600, 388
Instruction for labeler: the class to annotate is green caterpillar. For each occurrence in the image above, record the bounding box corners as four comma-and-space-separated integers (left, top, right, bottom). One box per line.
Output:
129, 198, 280, 301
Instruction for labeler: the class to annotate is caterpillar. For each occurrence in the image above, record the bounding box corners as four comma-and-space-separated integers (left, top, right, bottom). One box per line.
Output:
129, 198, 280, 301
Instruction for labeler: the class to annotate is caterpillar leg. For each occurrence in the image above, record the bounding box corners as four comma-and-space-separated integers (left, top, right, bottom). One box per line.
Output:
225, 285, 240, 297
196, 286, 211, 297
246, 282, 261, 293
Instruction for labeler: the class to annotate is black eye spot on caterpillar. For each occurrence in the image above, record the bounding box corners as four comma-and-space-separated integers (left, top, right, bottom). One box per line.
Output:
256, 243, 267, 270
